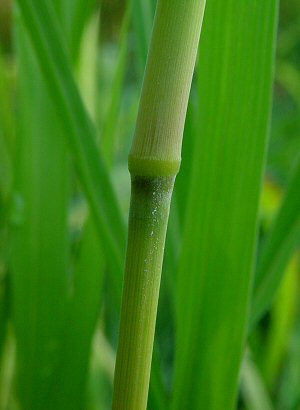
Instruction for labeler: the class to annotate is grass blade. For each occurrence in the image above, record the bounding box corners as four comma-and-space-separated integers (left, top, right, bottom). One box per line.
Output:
260, 254, 298, 387
102, 4, 131, 166
48, 13, 106, 410
0, 330, 15, 409
0, 273, 9, 373
173, 1, 278, 409
12, 20, 69, 409
0, 52, 12, 367
53, 0, 97, 63
132, 0, 155, 80
15, 0, 126, 287
251, 158, 300, 327
251, 63, 300, 326
241, 351, 274, 410
52, 220, 105, 410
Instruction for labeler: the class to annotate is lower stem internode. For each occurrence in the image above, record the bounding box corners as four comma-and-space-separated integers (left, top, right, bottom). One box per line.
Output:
112, 175, 175, 410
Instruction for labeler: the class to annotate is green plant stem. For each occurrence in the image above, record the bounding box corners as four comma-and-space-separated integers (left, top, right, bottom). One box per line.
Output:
113, 176, 174, 409
112, 0, 206, 408
129, 0, 206, 177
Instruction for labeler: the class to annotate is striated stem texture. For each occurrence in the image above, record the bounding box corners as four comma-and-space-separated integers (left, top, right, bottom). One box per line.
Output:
112, 0, 206, 409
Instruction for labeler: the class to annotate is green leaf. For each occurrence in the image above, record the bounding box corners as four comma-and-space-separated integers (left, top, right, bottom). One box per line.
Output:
0, 52, 15, 155
0, 52, 14, 203
132, 0, 155, 81
12, 19, 69, 409
172, 1, 278, 409
12, 3, 103, 408
102, 4, 131, 166
51, 220, 105, 410
47, 13, 106, 410
250, 62, 300, 326
15, 0, 127, 293
0, 53, 12, 367
260, 255, 298, 387
251, 158, 300, 327
0, 272, 9, 373
277, 307, 300, 410
54, 0, 97, 64
240, 351, 274, 410
65, 0, 97, 63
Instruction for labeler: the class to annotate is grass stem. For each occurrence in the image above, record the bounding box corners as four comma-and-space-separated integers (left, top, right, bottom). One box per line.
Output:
112, 0, 206, 408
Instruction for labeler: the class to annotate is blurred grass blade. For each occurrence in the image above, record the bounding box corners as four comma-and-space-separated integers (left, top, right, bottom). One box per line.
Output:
240, 351, 274, 410
147, 349, 169, 410
277, 310, 300, 410
65, 0, 97, 64
48, 13, 106, 410
251, 158, 300, 327
174, 88, 199, 226
0, 330, 15, 409
52, 221, 105, 410
0, 53, 12, 368
132, 0, 155, 80
260, 254, 299, 387
173, 1, 278, 409
54, 0, 97, 64
12, 19, 69, 409
102, 4, 131, 166
15, 0, 126, 284
276, 61, 300, 104
0, 52, 14, 154
77, 12, 99, 120
0, 273, 9, 373
250, 62, 300, 326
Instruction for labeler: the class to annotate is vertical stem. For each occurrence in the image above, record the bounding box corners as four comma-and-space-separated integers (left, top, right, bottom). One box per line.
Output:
113, 176, 174, 409
113, 0, 206, 408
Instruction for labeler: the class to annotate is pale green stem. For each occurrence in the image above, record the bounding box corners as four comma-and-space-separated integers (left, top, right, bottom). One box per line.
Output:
112, 0, 206, 408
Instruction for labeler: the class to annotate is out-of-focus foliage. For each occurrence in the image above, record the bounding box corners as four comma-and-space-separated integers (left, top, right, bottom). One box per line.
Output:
0, 0, 299, 409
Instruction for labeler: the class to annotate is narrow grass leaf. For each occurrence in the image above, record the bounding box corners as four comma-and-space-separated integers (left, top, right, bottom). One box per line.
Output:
15, 0, 126, 288
173, 1, 278, 409
48, 13, 106, 410
12, 20, 69, 409
51, 220, 105, 410
250, 62, 300, 326
102, 3, 131, 166
0, 53, 14, 202
54, 0, 97, 64
132, 0, 155, 80
260, 254, 299, 387
251, 158, 300, 327
148, 350, 169, 410
0, 273, 8, 369
0, 52, 14, 154
77, 12, 99, 120
0, 331, 15, 409
240, 352, 274, 410
0, 46, 13, 395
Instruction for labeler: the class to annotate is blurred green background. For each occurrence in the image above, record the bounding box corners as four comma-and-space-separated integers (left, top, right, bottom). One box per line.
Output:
0, 0, 300, 409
